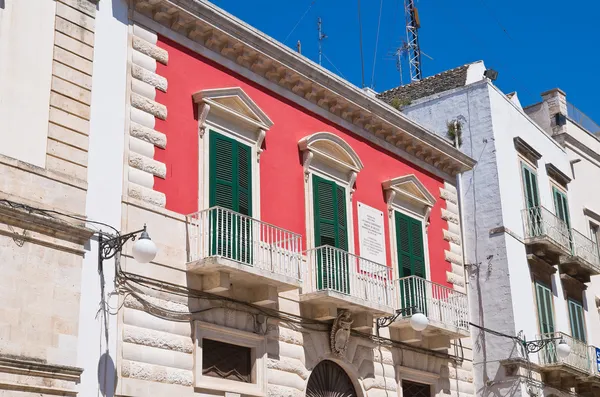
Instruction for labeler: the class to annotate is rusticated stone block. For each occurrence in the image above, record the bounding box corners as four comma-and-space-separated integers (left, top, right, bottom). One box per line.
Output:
131, 64, 167, 92
131, 93, 167, 120
132, 36, 168, 65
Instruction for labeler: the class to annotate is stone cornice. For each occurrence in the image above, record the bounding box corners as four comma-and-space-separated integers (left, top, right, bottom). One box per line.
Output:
0, 199, 95, 246
0, 355, 83, 382
131, 0, 476, 177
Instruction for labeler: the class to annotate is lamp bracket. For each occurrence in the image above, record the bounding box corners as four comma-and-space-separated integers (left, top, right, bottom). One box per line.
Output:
376, 306, 418, 329
520, 337, 563, 354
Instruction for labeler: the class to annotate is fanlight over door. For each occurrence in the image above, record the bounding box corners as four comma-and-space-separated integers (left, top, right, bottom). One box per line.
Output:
306, 360, 357, 397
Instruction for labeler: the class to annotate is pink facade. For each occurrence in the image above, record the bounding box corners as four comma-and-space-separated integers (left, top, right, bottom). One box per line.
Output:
153, 36, 452, 287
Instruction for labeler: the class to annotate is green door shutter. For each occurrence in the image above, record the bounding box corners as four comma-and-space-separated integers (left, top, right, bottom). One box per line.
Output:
209, 131, 252, 262
522, 163, 540, 210
553, 187, 570, 228
395, 212, 426, 314
395, 212, 425, 277
312, 175, 349, 292
568, 299, 586, 342
209, 131, 252, 215
535, 282, 555, 335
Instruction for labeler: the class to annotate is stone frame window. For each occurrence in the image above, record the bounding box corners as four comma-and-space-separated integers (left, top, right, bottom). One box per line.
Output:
193, 321, 267, 396
382, 175, 436, 281
193, 87, 273, 218
298, 132, 364, 253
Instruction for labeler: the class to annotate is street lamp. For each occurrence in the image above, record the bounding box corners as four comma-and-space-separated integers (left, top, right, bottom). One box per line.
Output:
521, 336, 571, 359
98, 225, 157, 271
376, 306, 429, 331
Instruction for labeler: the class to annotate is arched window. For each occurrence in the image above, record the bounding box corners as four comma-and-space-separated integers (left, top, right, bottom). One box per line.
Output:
306, 360, 357, 397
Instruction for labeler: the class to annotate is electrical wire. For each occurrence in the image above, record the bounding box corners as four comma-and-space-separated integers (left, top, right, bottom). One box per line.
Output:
357, 0, 365, 88
283, 0, 317, 44
370, 0, 385, 89
3, 196, 463, 360
322, 53, 347, 80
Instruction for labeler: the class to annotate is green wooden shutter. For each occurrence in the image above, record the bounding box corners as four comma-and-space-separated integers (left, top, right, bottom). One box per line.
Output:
312, 175, 349, 292
209, 131, 252, 216
535, 282, 555, 335
568, 299, 586, 342
313, 176, 337, 247
395, 212, 425, 278
521, 163, 540, 209
553, 187, 570, 228
237, 143, 252, 216
312, 175, 348, 248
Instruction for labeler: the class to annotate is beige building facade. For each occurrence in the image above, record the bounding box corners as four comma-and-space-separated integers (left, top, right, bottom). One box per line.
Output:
0, 0, 98, 395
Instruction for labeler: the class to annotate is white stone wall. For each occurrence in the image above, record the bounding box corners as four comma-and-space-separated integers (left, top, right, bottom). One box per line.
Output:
0, 0, 99, 395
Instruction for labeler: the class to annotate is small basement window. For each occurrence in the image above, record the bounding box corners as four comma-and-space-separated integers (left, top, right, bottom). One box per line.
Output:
202, 339, 252, 383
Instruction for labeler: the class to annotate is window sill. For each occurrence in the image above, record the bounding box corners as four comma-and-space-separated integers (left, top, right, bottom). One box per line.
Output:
195, 376, 265, 397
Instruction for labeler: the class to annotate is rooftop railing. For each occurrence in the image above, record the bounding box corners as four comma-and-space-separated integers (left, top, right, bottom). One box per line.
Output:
567, 101, 600, 135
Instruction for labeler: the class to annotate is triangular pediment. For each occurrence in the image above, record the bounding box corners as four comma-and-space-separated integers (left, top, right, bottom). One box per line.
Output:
382, 174, 436, 208
193, 87, 273, 130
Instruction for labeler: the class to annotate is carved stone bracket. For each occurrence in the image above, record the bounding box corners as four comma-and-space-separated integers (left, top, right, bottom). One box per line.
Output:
198, 103, 211, 138
302, 151, 314, 182
330, 310, 353, 358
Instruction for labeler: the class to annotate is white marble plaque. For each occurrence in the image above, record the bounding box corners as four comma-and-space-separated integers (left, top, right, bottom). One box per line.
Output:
357, 202, 386, 266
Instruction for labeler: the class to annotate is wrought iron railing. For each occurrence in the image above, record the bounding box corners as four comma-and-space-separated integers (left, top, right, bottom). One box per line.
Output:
538, 332, 590, 374
571, 228, 600, 271
522, 206, 571, 253
394, 276, 469, 332
187, 207, 302, 281
304, 245, 393, 307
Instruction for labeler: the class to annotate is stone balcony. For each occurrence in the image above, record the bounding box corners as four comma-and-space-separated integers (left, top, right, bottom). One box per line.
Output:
522, 206, 600, 282
186, 206, 302, 305
538, 332, 591, 388
300, 245, 394, 329
522, 206, 572, 262
560, 228, 600, 283
388, 276, 469, 350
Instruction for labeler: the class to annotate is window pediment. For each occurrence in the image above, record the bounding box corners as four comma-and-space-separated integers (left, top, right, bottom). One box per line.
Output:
193, 87, 273, 133
299, 132, 364, 175
383, 175, 436, 221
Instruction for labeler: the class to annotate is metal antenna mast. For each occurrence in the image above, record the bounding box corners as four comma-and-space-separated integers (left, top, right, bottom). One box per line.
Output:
404, 0, 422, 81
317, 17, 327, 66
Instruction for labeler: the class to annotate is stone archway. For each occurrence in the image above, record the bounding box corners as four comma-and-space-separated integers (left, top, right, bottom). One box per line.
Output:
306, 360, 357, 397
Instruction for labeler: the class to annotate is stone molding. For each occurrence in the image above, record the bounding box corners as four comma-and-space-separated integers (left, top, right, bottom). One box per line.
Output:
0, 354, 83, 396
0, 197, 94, 246
127, 23, 169, 208
130, 0, 476, 178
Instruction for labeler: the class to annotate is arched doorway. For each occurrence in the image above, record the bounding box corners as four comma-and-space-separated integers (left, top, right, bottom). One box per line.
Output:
306, 360, 357, 397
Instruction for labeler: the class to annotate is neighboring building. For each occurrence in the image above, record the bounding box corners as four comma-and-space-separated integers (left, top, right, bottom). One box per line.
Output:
80, 1, 478, 397
380, 62, 600, 397
525, 88, 600, 377
0, 0, 100, 395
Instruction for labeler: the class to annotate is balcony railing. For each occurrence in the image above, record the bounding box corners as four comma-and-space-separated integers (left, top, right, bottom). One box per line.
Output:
394, 276, 469, 332
187, 206, 302, 281
538, 332, 590, 374
589, 345, 600, 378
304, 245, 393, 307
522, 206, 571, 253
571, 228, 600, 271
567, 101, 600, 135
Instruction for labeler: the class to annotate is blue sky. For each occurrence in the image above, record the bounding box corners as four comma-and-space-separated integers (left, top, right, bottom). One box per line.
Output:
215, 0, 599, 125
